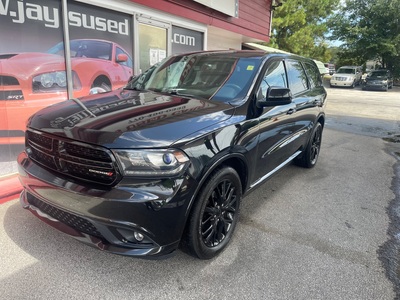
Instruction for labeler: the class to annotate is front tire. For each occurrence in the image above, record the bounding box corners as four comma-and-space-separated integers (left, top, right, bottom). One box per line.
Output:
295, 122, 323, 168
182, 167, 242, 259
90, 78, 111, 94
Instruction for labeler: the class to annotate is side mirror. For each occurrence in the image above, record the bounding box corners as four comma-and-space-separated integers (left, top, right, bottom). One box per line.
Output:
258, 86, 293, 107
116, 53, 128, 63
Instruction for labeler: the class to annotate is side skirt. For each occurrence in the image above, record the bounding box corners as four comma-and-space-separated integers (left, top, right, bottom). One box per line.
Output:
249, 150, 302, 190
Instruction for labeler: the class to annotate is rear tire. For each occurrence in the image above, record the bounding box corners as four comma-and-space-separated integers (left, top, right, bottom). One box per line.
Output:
182, 167, 242, 259
295, 122, 323, 168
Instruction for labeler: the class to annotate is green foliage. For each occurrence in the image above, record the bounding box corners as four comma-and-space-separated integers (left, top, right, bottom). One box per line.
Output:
269, 0, 340, 62
329, 0, 400, 77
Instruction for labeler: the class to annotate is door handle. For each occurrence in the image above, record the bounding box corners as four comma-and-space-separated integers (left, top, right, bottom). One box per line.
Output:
287, 108, 296, 115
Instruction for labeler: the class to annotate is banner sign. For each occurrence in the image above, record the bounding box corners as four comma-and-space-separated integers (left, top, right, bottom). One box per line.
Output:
171, 26, 203, 54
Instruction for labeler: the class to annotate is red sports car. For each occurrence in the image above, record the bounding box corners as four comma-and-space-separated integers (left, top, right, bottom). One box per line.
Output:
0, 39, 133, 144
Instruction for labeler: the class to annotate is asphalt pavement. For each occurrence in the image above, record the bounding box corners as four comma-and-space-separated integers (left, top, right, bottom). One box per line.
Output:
0, 85, 399, 299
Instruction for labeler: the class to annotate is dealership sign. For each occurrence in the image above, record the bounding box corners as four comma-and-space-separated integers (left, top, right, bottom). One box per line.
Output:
171, 26, 203, 54
0, 0, 59, 28
0, 0, 129, 35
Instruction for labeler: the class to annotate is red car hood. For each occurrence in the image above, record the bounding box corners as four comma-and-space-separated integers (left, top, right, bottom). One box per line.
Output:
0, 52, 65, 74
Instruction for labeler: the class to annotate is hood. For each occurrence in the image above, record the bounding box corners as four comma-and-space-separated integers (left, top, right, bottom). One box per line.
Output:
334, 73, 355, 78
0, 52, 65, 75
28, 89, 234, 148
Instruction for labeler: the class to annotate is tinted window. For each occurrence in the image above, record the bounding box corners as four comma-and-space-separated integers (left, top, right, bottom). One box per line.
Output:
135, 54, 261, 101
304, 62, 322, 88
260, 60, 287, 98
369, 70, 390, 78
213, 57, 261, 101
286, 60, 308, 95
337, 68, 356, 74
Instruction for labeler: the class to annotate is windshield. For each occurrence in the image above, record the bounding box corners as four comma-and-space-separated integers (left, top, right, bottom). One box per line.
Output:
369, 71, 388, 78
337, 68, 356, 74
48, 40, 112, 60
125, 53, 261, 102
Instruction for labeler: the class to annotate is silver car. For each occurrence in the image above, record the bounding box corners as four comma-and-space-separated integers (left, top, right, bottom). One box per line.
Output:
330, 66, 362, 88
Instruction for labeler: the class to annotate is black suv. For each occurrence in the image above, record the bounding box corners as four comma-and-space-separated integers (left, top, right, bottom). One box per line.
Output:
18, 51, 327, 259
362, 69, 394, 91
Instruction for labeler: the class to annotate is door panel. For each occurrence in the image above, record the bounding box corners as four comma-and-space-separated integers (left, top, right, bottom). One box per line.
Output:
252, 59, 320, 186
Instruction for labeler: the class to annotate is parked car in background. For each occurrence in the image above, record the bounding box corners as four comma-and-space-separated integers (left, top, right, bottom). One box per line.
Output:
330, 66, 362, 88
18, 50, 327, 259
0, 39, 133, 144
324, 63, 335, 75
362, 69, 393, 91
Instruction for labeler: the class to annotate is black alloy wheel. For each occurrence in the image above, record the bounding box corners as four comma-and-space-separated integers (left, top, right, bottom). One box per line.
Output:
295, 122, 323, 168
182, 167, 242, 259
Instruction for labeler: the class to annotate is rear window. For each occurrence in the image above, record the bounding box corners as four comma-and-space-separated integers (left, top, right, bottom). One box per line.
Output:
286, 60, 308, 95
304, 62, 322, 88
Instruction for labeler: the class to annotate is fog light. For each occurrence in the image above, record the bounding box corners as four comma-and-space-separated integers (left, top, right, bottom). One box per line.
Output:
134, 231, 144, 242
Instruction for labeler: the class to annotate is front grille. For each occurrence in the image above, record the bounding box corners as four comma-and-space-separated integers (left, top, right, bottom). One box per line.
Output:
0, 76, 23, 100
0, 75, 20, 86
27, 192, 104, 239
26, 129, 119, 185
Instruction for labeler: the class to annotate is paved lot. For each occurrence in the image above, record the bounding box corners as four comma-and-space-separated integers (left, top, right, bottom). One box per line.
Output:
1, 85, 399, 299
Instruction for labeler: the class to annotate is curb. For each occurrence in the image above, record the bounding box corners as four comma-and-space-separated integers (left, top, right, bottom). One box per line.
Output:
0, 174, 22, 204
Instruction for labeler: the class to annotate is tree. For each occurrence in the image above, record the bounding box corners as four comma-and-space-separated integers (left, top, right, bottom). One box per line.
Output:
329, 0, 400, 76
269, 0, 340, 62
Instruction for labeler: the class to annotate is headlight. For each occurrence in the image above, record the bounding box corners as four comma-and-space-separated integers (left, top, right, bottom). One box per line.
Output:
40, 73, 55, 88
55, 72, 67, 87
33, 71, 66, 92
32, 71, 81, 92
113, 149, 190, 177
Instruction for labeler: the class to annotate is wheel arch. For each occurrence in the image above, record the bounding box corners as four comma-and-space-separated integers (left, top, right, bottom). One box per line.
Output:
317, 114, 325, 128
185, 152, 249, 218
180, 152, 249, 254
92, 75, 112, 89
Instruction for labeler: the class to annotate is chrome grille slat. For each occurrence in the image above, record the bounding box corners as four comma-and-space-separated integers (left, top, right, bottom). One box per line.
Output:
26, 129, 118, 185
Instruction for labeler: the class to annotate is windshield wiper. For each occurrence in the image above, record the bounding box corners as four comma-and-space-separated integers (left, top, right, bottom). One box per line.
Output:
123, 84, 143, 91
166, 88, 198, 98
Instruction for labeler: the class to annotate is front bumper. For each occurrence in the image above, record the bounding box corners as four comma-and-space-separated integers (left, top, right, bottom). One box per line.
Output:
330, 78, 355, 87
18, 151, 196, 258
363, 82, 387, 90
